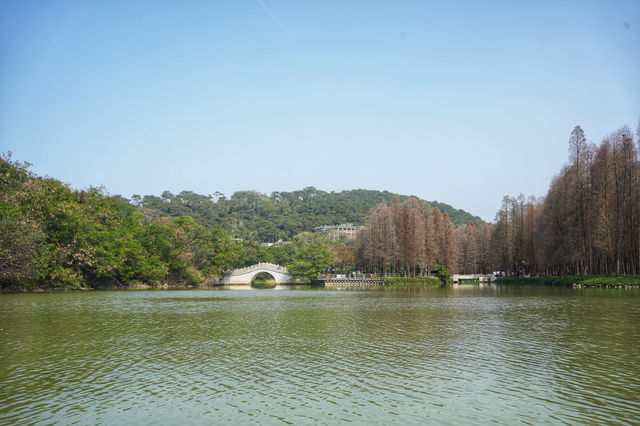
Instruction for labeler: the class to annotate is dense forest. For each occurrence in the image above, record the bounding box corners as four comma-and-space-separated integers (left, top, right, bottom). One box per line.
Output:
0, 154, 240, 289
353, 122, 640, 277
135, 188, 482, 242
490, 124, 640, 276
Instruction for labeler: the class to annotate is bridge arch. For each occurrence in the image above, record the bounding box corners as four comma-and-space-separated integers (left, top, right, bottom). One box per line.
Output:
220, 263, 292, 285
251, 271, 276, 282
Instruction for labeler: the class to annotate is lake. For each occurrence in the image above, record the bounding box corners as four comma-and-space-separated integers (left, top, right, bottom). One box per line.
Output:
1, 285, 639, 424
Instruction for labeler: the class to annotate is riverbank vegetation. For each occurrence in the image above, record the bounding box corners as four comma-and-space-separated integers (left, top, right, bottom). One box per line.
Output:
497, 275, 640, 287
2, 122, 638, 290
0, 155, 239, 290
0, 156, 342, 290
384, 277, 442, 287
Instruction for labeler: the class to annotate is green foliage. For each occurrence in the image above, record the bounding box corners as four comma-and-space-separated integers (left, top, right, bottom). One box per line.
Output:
267, 243, 297, 266
0, 153, 239, 290
432, 261, 453, 285
232, 240, 272, 267
49, 266, 83, 288
0, 217, 48, 289
138, 187, 481, 242
581, 276, 640, 285
0, 153, 482, 290
286, 233, 337, 282
384, 276, 442, 289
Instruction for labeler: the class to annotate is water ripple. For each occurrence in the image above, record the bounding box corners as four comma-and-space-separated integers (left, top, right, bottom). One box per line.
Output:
1, 288, 639, 424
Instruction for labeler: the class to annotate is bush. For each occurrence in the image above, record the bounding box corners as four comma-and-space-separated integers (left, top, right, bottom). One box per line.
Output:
432, 261, 452, 285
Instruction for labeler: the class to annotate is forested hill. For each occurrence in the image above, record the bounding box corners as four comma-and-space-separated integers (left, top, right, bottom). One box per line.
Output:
136, 187, 483, 242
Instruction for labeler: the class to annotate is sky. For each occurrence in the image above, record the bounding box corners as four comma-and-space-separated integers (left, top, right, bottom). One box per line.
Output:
1, 0, 639, 221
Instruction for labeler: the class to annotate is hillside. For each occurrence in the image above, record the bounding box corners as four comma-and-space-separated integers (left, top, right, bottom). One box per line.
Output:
137, 187, 483, 242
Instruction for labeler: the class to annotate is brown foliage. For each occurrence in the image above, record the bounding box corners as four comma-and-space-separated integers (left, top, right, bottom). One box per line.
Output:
493, 124, 640, 276
355, 198, 490, 276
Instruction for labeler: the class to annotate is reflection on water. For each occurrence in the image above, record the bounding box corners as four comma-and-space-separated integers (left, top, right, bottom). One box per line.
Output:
1, 286, 639, 424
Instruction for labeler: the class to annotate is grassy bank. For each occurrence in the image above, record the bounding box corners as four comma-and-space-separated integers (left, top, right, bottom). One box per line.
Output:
496, 275, 640, 287
385, 276, 442, 288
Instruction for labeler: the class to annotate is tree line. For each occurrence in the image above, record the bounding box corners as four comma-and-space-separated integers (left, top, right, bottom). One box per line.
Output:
0, 154, 341, 289
2, 120, 637, 289
353, 122, 640, 277
354, 197, 492, 276
490, 124, 640, 276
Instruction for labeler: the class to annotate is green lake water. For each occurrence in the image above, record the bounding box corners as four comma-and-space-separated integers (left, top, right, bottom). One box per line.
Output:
1, 285, 639, 424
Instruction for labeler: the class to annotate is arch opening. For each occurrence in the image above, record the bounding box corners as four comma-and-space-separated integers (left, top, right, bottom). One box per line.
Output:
251, 272, 277, 289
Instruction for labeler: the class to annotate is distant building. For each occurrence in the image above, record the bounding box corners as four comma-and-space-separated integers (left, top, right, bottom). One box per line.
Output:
313, 223, 363, 240
261, 239, 286, 247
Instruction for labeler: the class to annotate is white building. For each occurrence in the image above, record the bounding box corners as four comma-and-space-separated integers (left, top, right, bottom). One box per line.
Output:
313, 223, 363, 240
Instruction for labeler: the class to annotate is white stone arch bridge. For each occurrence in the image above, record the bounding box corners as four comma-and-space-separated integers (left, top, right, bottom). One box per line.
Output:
220, 263, 292, 285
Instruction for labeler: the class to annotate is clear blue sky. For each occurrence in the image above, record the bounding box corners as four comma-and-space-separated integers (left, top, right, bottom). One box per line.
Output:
2, 0, 639, 221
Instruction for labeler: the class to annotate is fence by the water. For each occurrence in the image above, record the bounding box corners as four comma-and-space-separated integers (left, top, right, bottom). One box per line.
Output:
313, 278, 387, 289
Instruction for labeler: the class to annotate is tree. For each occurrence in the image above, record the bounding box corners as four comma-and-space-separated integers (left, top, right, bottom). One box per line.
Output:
287, 233, 336, 282
0, 217, 48, 288
355, 198, 461, 275
568, 125, 590, 273
432, 261, 452, 285
490, 123, 639, 276
0, 153, 239, 289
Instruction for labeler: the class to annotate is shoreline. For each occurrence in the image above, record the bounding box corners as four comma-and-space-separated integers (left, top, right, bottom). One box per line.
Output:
496, 275, 640, 288
0, 282, 222, 294
5, 275, 640, 293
